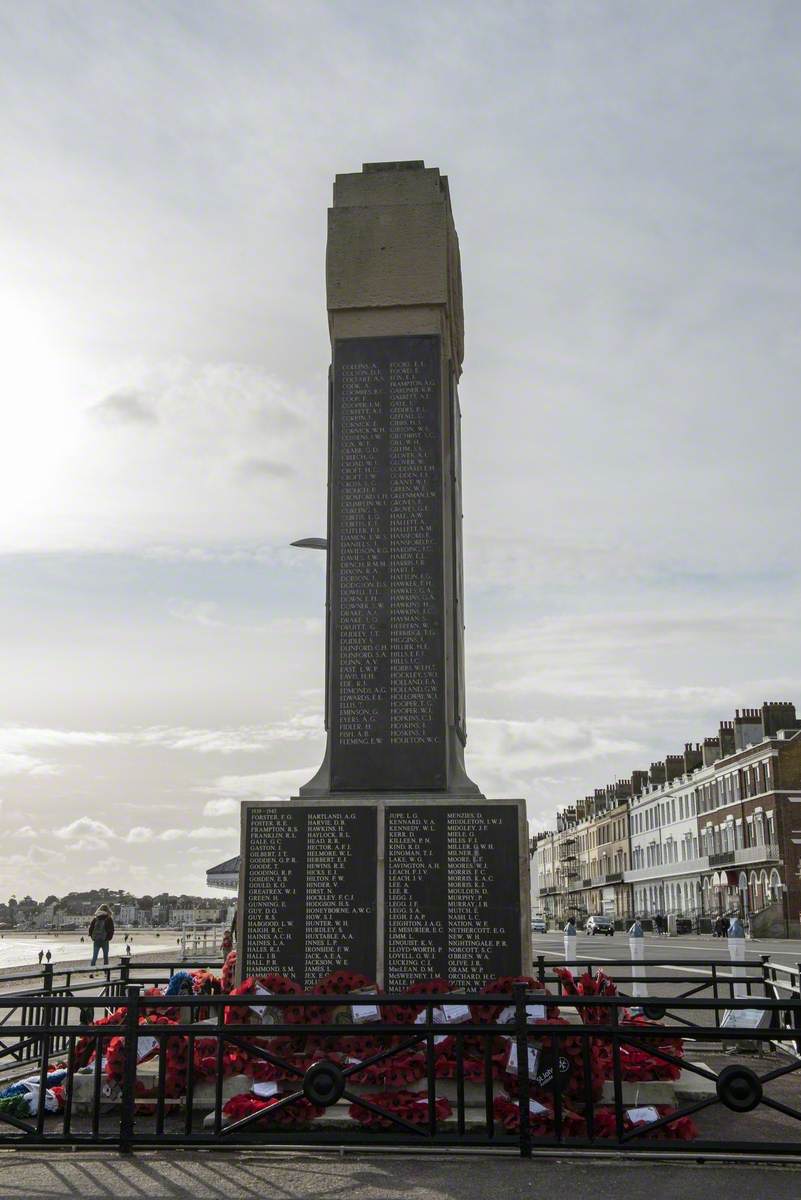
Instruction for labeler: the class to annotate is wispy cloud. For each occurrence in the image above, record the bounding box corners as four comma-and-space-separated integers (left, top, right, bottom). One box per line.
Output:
235, 457, 295, 482
187, 826, 238, 840
203, 798, 240, 817
204, 767, 314, 799
87, 389, 158, 426
0, 750, 58, 777
0, 720, 324, 765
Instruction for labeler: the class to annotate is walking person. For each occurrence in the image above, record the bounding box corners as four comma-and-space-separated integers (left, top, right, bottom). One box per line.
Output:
88, 904, 115, 968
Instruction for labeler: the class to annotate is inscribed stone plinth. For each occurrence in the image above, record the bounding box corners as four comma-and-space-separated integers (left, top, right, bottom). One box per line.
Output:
238, 796, 529, 989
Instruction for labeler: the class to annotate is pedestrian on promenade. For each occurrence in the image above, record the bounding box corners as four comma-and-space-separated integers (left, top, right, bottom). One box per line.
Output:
88, 904, 115, 967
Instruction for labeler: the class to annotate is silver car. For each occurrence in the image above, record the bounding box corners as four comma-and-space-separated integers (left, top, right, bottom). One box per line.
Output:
531, 916, 547, 934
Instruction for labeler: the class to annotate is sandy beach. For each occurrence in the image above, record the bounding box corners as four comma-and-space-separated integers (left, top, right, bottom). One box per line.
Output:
0, 930, 221, 993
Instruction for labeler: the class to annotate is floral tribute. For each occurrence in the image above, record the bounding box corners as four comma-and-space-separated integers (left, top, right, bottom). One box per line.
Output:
221, 950, 237, 993
57, 963, 696, 1142
591, 1104, 697, 1141
493, 1094, 586, 1138
348, 1091, 453, 1130
0, 1066, 68, 1119
222, 1091, 322, 1129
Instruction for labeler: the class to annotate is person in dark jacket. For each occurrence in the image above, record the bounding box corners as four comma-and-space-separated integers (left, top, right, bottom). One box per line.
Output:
88, 904, 115, 966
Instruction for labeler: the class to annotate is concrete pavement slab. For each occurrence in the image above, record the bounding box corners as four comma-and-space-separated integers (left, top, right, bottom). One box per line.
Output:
0, 1152, 801, 1200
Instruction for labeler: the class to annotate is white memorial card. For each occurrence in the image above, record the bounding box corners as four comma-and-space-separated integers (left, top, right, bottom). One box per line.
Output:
352, 1002, 381, 1023
441, 1003, 471, 1023
253, 1080, 278, 1098
249, 984, 272, 1020
627, 1106, 659, 1124
136, 1035, 158, 1062
497, 1003, 546, 1024
505, 1041, 540, 1077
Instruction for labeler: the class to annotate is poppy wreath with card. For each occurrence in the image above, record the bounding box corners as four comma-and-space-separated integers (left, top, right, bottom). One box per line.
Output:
222, 1091, 322, 1129
382, 977, 453, 1025
493, 1093, 586, 1138
553, 967, 620, 1026
306, 1029, 386, 1060
193, 1037, 250, 1080
348, 1049, 427, 1088
74, 1006, 128, 1069
617, 1014, 683, 1082
224, 974, 304, 1027
591, 1104, 697, 1141
307, 970, 382, 1027
104, 1015, 186, 1095
74, 1003, 130, 1070
471, 975, 556, 1025
189, 969, 222, 1020
502, 1016, 605, 1105
432, 1039, 507, 1082
347, 1089, 452, 1130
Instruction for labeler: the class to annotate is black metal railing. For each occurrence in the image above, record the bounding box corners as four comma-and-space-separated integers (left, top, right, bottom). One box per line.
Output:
0, 959, 220, 1068
2, 968, 801, 1156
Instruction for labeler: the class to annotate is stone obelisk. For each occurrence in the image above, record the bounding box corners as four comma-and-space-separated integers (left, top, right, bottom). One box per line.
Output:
301, 160, 477, 796
237, 163, 531, 989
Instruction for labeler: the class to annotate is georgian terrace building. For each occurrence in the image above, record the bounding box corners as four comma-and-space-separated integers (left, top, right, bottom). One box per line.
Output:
628, 749, 710, 921
533, 700, 801, 935
626, 701, 801, 932
532, 783, 636, 926
696, 703, 801, 934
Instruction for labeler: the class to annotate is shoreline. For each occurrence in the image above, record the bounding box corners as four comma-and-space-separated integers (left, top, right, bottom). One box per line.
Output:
0, 948, 224, 994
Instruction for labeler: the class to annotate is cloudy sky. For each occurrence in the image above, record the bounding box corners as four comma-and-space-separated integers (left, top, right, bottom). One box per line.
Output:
2, 1, 800, 899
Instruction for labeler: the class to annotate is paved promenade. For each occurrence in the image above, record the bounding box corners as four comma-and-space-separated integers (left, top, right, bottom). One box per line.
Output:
1, 1151, 800, 1199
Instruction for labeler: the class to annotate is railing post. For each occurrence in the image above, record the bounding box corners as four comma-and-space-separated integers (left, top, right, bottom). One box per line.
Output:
42, 961, 53, 997
711, 963, 721, 1027
35, 994, 53, 1137
536, 954, 545, 984
513, 981, 531, 1158
119, 956, 130, 995
119, 984, 140, 1154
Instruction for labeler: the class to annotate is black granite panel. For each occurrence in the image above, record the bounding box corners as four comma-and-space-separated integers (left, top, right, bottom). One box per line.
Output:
240, 805, 377, 988
329, 335, 446, 791
384, 805, 522, 990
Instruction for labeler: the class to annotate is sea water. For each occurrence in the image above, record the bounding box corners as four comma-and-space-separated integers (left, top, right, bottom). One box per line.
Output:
0, 931, 177, 971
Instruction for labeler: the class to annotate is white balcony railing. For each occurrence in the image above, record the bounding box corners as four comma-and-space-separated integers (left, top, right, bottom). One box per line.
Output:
708, 843, 780, 868
623, 857, 709, 884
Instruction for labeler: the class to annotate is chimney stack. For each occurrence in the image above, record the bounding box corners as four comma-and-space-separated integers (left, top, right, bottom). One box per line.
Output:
761, 700, 799, 738
665, 754, 684, 782
630, 770, 649, 797
649, 761, 666, 786
733, 708, 762, 751
702, 736, 720, 767
683, 742, 703, 773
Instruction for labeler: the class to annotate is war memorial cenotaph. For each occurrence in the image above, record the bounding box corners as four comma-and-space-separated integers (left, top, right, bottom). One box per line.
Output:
237, 161, 531, 989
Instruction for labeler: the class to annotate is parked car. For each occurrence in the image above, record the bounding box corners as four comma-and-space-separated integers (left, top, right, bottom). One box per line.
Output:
585, 914, 614, 936
531, 915, 547, 934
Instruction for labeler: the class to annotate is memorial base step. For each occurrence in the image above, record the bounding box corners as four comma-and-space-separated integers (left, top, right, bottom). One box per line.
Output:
674, 1064, 717, 1102
600, 1080, 677, 1106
